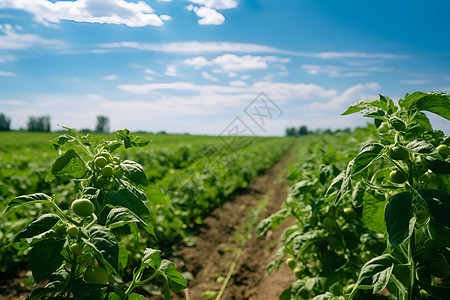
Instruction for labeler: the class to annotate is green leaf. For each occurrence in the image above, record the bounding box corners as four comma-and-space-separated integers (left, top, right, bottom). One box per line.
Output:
106, 188, 155, 237
385, 192, 413, 247
157, 260, 187, 295
4, 193, 52, 214
71, 282, 107, 300
349, 254, 395, 298
120, 160, 150, 186
48, 149, 86, 180
142, 182, 169, 205
400, 91, 450, 121
84, 225, 119, 274
29, 239, 65, 283
140, 248, 162, 271
426, 157, 450, 174
417, 279, 450, 299
128, 293, 146, 300
362, 193, 386, 234
406, 140, 436, 154
388, 117, 405, 131
341, 98, 382, 115
106, 207, 140, 229
418, 188, 450, 228
352, 143, 384, 175
49, 134, 76, 151
13, 214, 60, 242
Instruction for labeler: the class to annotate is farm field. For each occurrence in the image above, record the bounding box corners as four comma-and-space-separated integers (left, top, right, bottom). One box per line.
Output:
0, 92, 449, 300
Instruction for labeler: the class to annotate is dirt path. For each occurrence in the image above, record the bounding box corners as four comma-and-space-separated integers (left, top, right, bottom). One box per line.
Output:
171, 143, 297, 300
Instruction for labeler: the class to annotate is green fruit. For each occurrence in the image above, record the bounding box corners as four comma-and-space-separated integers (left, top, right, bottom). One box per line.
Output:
102, 165, 114, 177
71, 199, 94, 217
94, 156, 108, 169
286, 258, 296, 270
415, 210, 430, 227
99, 152, 112, 162
437, 144, 450, 158
97, 175, 109, 186
388, 146, 409, 161
322, 216, 335, 230
377, 122, 390, 134
66, 225, 79, 238
293, 267, 303, 279
55, 223, 67, 235
114, 167, 123, 179
83, 266, 109, 284
389, 170, 406, 184
343, 207, 357, 222
427, 258, 450, 278
70, 243, 83, 256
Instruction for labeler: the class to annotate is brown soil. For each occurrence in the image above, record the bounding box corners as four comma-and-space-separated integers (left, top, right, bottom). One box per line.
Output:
0, 143, 297, 300
169, 144, 297, 300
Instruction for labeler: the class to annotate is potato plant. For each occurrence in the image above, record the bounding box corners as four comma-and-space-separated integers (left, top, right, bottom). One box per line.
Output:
3, 127, 186, 299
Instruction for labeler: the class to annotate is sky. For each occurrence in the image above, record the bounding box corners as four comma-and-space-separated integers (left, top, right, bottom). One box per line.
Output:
0, 0, 449, 136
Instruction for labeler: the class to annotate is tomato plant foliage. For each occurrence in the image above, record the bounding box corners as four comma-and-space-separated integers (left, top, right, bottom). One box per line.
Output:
3, 128, 187, 299
259, 91, 450, 299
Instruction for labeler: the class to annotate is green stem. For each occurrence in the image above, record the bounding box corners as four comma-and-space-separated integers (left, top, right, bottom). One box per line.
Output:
50, 199, 81, 226
124, 271, 157, 297
66, 255, 78, 297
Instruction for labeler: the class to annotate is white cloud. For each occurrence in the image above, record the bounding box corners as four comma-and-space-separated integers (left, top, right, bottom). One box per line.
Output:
0, 0, 168, 27
98, 41, 408, 60
229, 80, 246, 86
228, 72, 237, 77
240, 74, 251, 80
189, 0, 238, 9
184, 56, 211, 69
0, 23, 67, 50
309, 83, 380, 111
201, 71, 218, 81
144, 76, 154, 81
189, 6, 225, 25
164, 65, 177, 76
144, 68, 156, 74
212, 54, 268, 71
103, 74, 117, 80
0, 70, 16, 76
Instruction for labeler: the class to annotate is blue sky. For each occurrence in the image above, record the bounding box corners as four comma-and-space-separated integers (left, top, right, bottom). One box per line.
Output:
0, 0, 449, 135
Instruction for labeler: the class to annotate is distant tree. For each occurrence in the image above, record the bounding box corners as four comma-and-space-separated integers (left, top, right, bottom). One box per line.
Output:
27, 116, 51, 132
95, 115, 110, 133
0, 113, 11, 131
298, 125, 309, 136
285, 127, 296, 137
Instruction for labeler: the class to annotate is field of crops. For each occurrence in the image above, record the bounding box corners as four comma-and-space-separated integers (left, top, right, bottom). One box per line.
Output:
0, 91, 450, 300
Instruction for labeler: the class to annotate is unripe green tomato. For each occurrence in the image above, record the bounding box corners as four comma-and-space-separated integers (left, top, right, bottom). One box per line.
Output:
342, 207, 357, 222
55, 223, 67, 235
114, 167, 123, 179
97, 175, 109, 186
70, 243, 83, 256
437, 144, 450, 158
83, 266, 109, 285
99, 152, 112, 162
389, 170, 406, 184
94, 156, 108, 169
415, 210, 430, 227
66, 225, 79, 238
71, 199, 94, 217
322, 216, 335, 230
293, 266, 303, 279
377, 122, 390, 134
427, 258, 450, 278
102, 165, 114, 177
286, 258, 296, 270
388, 146, 409, 161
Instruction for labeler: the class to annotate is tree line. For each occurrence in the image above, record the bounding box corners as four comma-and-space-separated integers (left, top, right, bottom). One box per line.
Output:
0, 113, 110, 133
285, 125, 352, 137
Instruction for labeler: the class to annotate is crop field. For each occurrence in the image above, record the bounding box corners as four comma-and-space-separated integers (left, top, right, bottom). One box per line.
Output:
0, 92, 449, 300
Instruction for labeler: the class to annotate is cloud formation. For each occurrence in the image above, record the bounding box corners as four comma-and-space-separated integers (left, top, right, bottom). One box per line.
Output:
0, 0, 170, 27
0, 23, 67, 50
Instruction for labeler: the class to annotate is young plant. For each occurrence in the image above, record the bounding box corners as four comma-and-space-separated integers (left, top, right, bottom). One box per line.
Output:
4, 127, 186, 299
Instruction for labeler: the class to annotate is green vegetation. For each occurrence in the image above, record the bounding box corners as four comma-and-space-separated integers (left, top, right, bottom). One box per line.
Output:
258, 91, 450, 299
